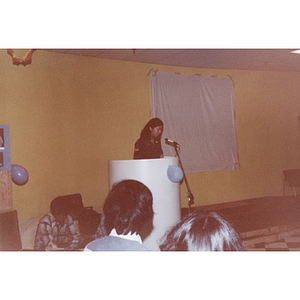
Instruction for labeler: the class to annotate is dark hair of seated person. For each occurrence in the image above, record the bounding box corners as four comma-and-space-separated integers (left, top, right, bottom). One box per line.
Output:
103, 179, 154, 236
159, 210, 245, 251
50, 198, 68, 217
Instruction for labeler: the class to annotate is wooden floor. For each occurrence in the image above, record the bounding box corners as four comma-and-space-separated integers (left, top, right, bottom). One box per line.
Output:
183, 195, 300, 250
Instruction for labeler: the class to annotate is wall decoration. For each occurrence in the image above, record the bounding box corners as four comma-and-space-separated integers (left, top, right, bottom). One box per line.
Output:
0, 126, 11, 171
150, 71, 239, 173
7, 49, 35, 66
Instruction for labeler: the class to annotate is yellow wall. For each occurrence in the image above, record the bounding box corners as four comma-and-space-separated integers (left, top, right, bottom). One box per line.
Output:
1, 49, 300, 220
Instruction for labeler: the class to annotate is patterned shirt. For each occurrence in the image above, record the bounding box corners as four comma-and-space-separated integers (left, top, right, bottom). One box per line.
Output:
34, 213, 79, 250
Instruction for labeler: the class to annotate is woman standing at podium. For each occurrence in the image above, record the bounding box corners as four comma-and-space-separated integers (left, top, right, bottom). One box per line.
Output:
133, 117, 164, 159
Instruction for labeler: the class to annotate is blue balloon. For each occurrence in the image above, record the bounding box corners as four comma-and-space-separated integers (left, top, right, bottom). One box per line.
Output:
167, 165, 183, 183
11, 164, 29, 185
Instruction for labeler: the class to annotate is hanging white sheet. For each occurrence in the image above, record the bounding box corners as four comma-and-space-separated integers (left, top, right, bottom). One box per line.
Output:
150, 71, 239, 173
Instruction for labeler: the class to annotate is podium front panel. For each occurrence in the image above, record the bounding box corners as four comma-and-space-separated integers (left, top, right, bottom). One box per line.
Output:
108, 156, 181, 250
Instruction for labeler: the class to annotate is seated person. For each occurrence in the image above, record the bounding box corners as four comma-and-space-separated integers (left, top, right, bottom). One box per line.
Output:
77, 209, 102, 248
159, 210, 245, 251
84, 179, 154, 251
34, 199, 79, 250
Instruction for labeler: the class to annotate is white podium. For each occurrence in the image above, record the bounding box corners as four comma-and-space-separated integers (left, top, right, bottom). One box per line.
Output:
108, 156, 181, 250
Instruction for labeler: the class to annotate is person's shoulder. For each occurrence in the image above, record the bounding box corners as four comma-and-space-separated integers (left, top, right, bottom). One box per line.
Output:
135, 137, 143, 145
135, 137, 152, 148
84, 236, 112, 251
39, 213, 51, 221
85, 236, 150, 251
37, 214, 52, 226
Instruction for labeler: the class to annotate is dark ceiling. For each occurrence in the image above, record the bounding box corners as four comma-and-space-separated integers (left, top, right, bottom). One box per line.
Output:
45, 48, 300, 72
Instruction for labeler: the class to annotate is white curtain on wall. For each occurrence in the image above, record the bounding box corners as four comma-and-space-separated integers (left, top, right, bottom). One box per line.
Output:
150, 71, 239, 173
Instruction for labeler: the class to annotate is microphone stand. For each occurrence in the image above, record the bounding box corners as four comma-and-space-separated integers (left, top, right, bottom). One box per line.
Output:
171, 143, 194, 214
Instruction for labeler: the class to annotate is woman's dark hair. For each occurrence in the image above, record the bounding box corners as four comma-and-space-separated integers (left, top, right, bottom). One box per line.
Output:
103, 180, 154, 235
140, 117, 164, 140
159, 210, 245, 251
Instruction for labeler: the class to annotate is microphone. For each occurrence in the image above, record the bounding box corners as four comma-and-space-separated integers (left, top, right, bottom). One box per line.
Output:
165, 138, 178, 146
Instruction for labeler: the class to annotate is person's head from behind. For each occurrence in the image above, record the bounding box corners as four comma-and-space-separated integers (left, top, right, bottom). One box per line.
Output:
159, 210, 245, 251
140, 118, 164, 141
103, 179, 154, 236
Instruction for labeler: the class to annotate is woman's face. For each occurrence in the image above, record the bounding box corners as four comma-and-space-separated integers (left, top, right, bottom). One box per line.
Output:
150, 125, 163, 140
